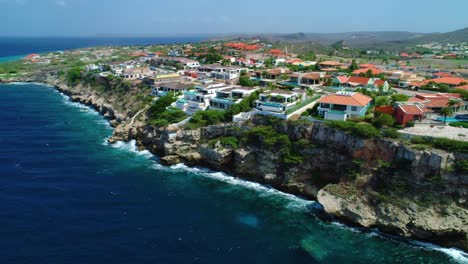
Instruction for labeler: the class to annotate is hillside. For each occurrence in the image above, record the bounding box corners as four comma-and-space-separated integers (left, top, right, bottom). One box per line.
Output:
208, 27, 468, 49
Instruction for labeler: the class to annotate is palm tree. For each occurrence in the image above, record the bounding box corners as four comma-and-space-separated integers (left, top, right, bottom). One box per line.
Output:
440, 107, 454, 124
446, 99, 460, 111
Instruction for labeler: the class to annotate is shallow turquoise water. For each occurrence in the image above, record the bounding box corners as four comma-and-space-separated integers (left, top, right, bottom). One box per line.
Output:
0, 83, 466, 263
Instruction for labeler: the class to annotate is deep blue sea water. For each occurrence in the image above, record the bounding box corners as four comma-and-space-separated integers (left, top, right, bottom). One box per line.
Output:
0, 83, 466, 264
0, 36, 205, 61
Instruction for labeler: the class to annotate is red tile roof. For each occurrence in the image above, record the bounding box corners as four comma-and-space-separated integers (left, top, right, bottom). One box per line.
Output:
318, 92, 372, 107
359, 63, 375, 68
347, 76, 371, 85
455, 84, 468, 90
375, 106, 394, 115
374, 80, 386, 86
336, 76, 348, 83
430, 77, 467, 86
352, 68, 383, 75
433, 72, 453, 78
398, 105, 424, 115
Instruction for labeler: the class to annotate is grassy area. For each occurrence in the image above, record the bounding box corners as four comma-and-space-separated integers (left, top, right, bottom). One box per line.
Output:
449, 121, 468, 128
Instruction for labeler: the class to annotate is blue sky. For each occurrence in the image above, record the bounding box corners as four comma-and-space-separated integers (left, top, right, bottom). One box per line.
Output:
1, 0, 467, 36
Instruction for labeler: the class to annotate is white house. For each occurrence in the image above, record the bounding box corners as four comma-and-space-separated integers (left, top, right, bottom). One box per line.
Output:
209, 86, 259, 110
173, 83, 231, 114
151, 82, 194, 97
255, 89, 302, 113
317, 91, 373, 121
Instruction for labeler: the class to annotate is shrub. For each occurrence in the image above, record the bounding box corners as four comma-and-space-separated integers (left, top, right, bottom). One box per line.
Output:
185, 110, 227, 130
220, 137, 239, 149
148, 109, 187, 127
324, 120, 380, 138
406, 121, 415, 127
147, 93, 177, 119
449, 122, 468, 128
381, 128, 401, 139
410, 136, 430, 145
455, 160, 468, 173
373, 113, 395, 128
432, 138, 468, 153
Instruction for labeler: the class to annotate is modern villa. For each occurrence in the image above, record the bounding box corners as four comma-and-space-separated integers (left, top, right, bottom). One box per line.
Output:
255, 89, 303, 114
151, 82, 194, 97
174, 83, 231, 114
209, 86, 259, 110
317, 91, 373, 120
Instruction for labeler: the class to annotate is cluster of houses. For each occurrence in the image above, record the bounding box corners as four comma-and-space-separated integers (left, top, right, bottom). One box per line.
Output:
150, 80, 312, 118
73, 41, 468, 126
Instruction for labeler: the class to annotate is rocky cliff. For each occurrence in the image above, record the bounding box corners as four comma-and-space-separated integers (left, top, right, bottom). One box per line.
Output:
114, 117, 467, 251
2, 74, 467, 251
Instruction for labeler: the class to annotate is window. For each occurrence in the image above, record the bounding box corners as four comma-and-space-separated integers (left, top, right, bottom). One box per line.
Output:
351, 106, 358, 111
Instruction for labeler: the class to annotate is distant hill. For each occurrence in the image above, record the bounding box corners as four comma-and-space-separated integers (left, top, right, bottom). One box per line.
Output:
208, 28, 468, 50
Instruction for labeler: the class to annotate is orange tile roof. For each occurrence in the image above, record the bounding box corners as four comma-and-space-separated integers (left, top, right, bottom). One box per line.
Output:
359, 63, 375, 68
374, 79, 386, 86
352, 68, 383, 75
433, 72, 453, 77
398, 105, 424, 115
430, 77, 467, 85
375, 106, 394, 115
318, 92, 372, 107
319, 61, 342, 66
455, 84, 468, 90
348, 76, 371, 85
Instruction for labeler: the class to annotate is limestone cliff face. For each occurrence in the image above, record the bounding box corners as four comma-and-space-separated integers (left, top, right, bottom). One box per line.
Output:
318, 186, 468, 250
129, 120, 466, 250
3, 75, 466, 251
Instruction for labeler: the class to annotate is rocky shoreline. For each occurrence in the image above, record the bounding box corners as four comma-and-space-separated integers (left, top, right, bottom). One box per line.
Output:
2, 73, 467, 252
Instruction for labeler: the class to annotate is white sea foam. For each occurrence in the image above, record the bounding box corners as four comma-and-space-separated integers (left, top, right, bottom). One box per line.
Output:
166, 163, 313, 211
110, 140, 154, 159
411, 241, 468, 264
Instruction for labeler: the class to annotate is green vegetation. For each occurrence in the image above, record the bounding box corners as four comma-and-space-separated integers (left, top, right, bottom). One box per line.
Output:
241, 125, 305, 165
66, 67, 83, 85
208, 136, 239, 149
147, 93, 188, 127
149, 108, 187, 127
324, 120, 381, 138
372, 113, 394, 128
409, 136, 468, 153
449, 121, 468, 128
185, 110, 227, 130
390, 93, 409, 103
440, 107, 454, 124
381, 128, 401, 139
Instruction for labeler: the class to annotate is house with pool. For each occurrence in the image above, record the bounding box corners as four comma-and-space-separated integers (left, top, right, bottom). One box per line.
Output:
173, 83, 231, 114
209, 86, 259, 110
317, 91, 373, 121
151, 82, 194, 97
255, 89, 303, 114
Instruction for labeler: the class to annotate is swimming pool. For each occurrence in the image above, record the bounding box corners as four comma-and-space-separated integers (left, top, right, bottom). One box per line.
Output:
436, 116, 465, 122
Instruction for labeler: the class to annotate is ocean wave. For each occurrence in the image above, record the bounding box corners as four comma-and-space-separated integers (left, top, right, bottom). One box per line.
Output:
167, 163, 313, 211
109, 140, 154, 159
411, 241, 468, 264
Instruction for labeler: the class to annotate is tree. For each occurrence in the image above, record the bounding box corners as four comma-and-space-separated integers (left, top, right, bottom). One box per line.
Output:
349, 59, 358, 72
66, 67, 83, 85
147, 93, 177, 119
447, 99, 460, 108
238, 76, 254, 87
438, 83, 450, 92
390, 94, 409, 104
264, 57, 275, 68
373, 113, 395, 128
440, 107, 454, 124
